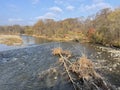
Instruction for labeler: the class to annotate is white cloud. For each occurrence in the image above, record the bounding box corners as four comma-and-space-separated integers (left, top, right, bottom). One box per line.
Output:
66, 5, 75, 11
7, 18, 36, 25
54, 0, 83, 4
8, 18, 24, 22
35, 12, 57, 19
79, 2, 112, 12
35, 6, 63, 20
32, 0, 40, 4
49, 6, 63, 13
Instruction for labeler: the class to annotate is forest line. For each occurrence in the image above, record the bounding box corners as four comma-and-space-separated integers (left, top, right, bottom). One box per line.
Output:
0, 8, 120, 48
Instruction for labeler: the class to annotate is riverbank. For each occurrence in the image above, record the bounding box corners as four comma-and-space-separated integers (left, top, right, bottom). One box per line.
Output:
23, 32, 88, 43
24, 34, 120, 49
0, 35, 23, 46
33, 35, 73, 41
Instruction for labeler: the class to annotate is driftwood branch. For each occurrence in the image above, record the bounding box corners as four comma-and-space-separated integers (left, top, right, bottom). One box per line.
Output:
59, 53, 77, 90
52, 47, 113, 90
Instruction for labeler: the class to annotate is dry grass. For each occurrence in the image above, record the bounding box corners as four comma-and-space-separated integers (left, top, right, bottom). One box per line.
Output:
0, 35, 23, 46
52, 47, 111, 90
52, 47, 71, 58
52, 48, 97, 80
33, 35, 73, 42
69, 56, 100, 80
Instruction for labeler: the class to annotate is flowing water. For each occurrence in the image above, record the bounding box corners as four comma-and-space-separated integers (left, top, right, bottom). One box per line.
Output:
0, 35, 119, 89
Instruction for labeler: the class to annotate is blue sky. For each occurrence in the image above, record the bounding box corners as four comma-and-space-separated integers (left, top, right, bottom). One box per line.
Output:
0, 0, 119, 25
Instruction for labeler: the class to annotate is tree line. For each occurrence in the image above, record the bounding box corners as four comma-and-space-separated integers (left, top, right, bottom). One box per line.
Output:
0, 7, 120, 48
91, 8, 120, 47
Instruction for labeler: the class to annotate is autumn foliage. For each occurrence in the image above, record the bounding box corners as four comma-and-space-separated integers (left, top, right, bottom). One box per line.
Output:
87, 28, 96, 39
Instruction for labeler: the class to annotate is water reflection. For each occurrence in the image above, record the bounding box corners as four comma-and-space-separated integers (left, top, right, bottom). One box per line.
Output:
20, 35, 51, 46
20, 35, 35, 45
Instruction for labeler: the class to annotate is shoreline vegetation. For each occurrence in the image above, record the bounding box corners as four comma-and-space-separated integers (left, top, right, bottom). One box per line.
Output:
0, 8, 120, 48
0, 35, 23, 46
31, 32, 88, 43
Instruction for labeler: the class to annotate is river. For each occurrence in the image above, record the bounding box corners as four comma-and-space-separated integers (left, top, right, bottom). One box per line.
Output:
0, 35, 51, 51
0, 35, 120, 89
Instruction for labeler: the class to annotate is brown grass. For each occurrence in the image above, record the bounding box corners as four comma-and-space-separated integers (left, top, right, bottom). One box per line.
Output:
52, 48, 97, 80
52, 47, 71, 58
52, 47, 111, 90
0, 35, 23, 46
69, 56, 99, 80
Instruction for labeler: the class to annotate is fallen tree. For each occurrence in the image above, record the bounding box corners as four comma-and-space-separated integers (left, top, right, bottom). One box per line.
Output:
52, 47, 114, 90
